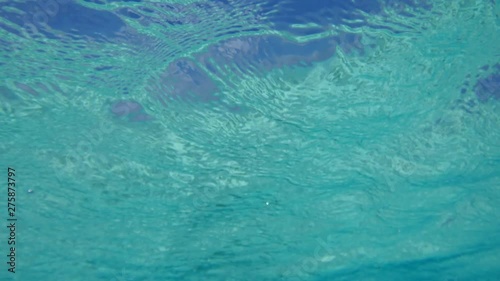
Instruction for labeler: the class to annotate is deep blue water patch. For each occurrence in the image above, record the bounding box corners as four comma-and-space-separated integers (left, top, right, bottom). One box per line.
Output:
147, 32, 363, 111
110, 100, 152, 122
47, 3, 125, 39
460, 63, 500, 103
95, 66, 114, 71
0, 0, 128, 41
149, 58, 221, 105
475, 72, 500, 102
214, 0, 432, 35
196, 33, 362, 76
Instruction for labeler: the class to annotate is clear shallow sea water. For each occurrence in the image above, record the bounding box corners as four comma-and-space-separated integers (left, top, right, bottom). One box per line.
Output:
0, 0, 499, 280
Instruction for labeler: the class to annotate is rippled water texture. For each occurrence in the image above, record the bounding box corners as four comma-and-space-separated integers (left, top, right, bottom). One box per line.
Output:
1, 0, 499, 280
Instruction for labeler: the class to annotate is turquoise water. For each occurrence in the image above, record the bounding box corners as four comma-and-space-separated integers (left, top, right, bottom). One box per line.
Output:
1, 0, 499, 280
